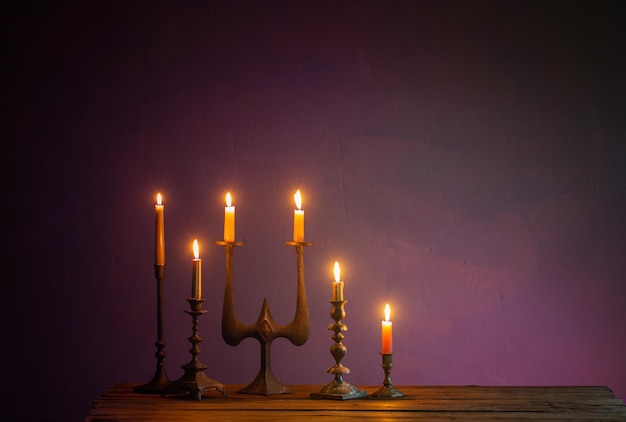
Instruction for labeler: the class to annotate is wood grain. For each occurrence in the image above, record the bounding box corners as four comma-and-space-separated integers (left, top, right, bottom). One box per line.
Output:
85, 383, 626, 421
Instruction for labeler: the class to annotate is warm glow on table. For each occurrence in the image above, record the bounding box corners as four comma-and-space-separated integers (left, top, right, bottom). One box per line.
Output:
154, 193, 165, 266
224, 192, 235, 242
191, 239, 201, 299
382, 303, 393, 354
332, 261, 344, 301
293, 189, 304, 242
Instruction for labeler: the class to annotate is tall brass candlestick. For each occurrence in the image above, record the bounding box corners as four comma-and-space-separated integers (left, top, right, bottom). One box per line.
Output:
135, 264, 170, 393
311, 299, 366, 400
216, 240, 312, 395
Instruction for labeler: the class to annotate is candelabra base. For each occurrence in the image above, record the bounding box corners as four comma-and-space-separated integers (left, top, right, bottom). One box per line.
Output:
167, 363, 227, 400
311, 379, 367, 400
236, 366, 293, 395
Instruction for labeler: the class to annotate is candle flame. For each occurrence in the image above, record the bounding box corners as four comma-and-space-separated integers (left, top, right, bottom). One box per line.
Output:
193, 239, 199, 259
334, 261, 340, 282
226, 192, 232, 207
384, 303, 391, 322
294, 189, 302, 210
156, 193, 162, 205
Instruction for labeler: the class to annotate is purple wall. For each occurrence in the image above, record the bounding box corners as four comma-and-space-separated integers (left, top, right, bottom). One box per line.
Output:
5, 1, 626, 420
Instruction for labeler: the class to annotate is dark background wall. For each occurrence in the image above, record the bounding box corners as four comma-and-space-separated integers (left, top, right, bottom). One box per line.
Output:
4, 1, 626, 421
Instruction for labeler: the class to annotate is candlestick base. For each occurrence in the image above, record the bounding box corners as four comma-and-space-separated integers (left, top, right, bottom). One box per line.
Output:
372, 353, 404, 398
167, 363, 226, 401
134, 366, 170, 394
372, 384, 404, 398
311, 379, 367, 400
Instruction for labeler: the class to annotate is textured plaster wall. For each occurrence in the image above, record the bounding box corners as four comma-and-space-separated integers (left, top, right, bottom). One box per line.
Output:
5, 1, 626, 421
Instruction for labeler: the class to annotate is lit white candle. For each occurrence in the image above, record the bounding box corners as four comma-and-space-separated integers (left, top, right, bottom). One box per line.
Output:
224, 192, 235, 242
332, 261, 344, 301
155, 193, 165, 266
382, 304, 393, 354
191, 239, 201, 299
293, 189, 304, 242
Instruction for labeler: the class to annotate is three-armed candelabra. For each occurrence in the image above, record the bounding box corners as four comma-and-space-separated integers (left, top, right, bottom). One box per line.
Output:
216, 240, 312, 395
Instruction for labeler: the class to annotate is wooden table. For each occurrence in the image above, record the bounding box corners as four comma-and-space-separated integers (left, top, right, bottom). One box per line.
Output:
85, 383, 626, 421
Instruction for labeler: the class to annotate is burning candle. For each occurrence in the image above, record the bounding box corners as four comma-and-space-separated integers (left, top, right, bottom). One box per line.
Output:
191, 239, 202, 299
382, 304, 393, 354
293, 189, 304, 242
224, 192, 235, 242
332, 261, 344, 301
155, 193, 165, 266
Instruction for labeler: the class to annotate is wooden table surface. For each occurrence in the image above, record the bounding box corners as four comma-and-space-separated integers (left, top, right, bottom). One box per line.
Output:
85, 383, 626, 421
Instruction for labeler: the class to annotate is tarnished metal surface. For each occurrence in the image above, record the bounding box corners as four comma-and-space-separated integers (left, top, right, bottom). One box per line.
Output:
217, 240, 312, 395
311, 300, 367, 400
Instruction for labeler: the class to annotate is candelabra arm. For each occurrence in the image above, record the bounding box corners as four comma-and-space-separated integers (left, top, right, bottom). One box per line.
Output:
279, 242, 310, 345
219, 241, 256, 346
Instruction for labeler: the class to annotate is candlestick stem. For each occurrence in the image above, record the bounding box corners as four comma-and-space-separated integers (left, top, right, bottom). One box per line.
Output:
166, 299, 226, 400
372, 353, 404, 398
135, 265, 170, 393
311, 300, 366, 400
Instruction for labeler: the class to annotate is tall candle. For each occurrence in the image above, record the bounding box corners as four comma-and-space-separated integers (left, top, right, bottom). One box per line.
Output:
332, 261, 344, 301
293, 189, 304, 242
224, 192, 235, 242
191, 239, 202, 299
155, 193, 165, 266
382, 303, 393, 354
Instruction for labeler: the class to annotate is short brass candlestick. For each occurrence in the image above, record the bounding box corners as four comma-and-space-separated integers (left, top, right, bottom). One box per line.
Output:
166, 299, 226, 400
135, 264, 171, 393
372, 353, 404, 398
311, 300, 366, 400
216, 240, 312, 395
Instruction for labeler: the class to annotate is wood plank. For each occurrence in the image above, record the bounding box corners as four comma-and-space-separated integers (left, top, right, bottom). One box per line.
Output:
85, 383, 626, 422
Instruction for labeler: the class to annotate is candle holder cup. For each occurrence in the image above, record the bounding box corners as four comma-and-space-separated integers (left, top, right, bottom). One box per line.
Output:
135, 264, 171, 394
165, 298, 226, 400
216, 240, 312, 395
311, 300, 366, 400
372, 353, 404, 398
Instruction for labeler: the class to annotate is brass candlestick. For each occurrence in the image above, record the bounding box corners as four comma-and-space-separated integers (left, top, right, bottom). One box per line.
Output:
135, 264, 171, 393
166, 298, 226, 400
216, 240, 312, 395
311, 300, 366, 400
372, 353, 404, 397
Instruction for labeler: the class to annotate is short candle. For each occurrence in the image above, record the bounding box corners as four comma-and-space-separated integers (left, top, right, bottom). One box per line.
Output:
191, 239, 202, 299
332, 261, 344, 301
155, 193, 165, 266
293, 189, 304, 242
382, 304, 393, 354
224, 192, 235, 242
